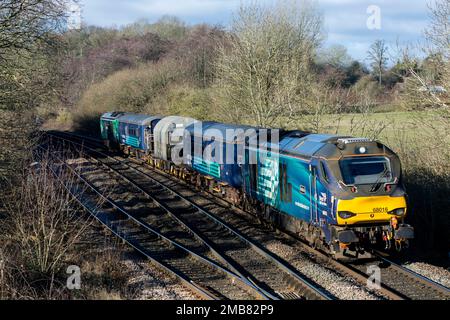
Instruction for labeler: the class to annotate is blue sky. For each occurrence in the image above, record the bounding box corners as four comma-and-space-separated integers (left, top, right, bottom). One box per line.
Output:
80, 0, 429, 62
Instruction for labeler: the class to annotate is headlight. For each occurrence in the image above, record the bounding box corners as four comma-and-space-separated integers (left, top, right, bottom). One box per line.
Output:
389, 208, 405, 216
338, 211, 357, 219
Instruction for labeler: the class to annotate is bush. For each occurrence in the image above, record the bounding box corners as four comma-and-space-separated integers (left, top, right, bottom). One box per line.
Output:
74, 60, 186, 133
0, 148, 136, 299
403, 168, 450, 256
0, 152, 95, 298
351, 76, 383, 100
166, 85, 218, 121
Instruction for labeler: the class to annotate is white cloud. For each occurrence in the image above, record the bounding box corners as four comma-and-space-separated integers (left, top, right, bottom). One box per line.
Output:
82, 0, 429, 61
130, 0, 240, 16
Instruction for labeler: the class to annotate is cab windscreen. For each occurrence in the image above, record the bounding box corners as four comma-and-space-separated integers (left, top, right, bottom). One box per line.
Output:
339, 156, 392, 185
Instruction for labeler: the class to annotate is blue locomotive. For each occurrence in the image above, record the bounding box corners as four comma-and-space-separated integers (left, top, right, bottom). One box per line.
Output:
101, 112, 414, 258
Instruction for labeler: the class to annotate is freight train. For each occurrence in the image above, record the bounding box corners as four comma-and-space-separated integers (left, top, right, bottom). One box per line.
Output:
100, 112, 414, 259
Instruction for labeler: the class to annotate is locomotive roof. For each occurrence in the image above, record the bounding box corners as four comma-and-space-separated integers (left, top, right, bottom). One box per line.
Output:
116, 113, 162, 126
279, 133, 387, 160
185, 121, 258, 132
156, 116, 197, 129
280, 133, 342, 158
101, 111, 126, 120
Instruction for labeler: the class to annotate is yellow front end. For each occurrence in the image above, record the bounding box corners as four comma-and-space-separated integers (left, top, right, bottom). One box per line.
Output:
336, 196, 407, 225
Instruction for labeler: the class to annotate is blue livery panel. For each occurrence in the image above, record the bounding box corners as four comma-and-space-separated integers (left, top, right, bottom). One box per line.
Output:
183, 122, 255, 188
118, 122, 146, 150
243, 146, 338, 242
192, 156, 221, 179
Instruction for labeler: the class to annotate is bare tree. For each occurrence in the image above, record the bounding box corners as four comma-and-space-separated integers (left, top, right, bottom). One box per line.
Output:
404, 0, 450, 169
317, 44, 352, 68
169, 24, 226, 88
392, 2, 450, 254
0, 0, 73, 114
425, 0, 450, 57
215, 0, 324, 127
399, 0, 449, 109
367, 39, 389, 85
423, 0, 450, 102
0, 0, 71, 61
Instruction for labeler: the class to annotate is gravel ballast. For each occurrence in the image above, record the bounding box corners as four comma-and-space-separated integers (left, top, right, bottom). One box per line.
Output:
403, 262, 450, 288
124, 258, 197, 300
265, 241, 383, 300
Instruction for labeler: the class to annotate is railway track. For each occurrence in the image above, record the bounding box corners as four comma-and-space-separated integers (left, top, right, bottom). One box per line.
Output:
36, 144, 268, 300
147, 166, 450, 300
153, 172, 450, 300
127, 150, 450, 301
121, 159, 405, 300
43, 131, 332, 300
124, 160, 450, 300
42, 131, 450, 300
287, 238, 450, 300
346, 251, 450, 300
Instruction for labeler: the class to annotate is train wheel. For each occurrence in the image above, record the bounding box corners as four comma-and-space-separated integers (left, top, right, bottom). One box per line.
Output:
394, 239, 408, 252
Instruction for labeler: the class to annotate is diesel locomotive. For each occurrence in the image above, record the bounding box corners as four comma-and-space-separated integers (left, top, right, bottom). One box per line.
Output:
100, 112, 414, 259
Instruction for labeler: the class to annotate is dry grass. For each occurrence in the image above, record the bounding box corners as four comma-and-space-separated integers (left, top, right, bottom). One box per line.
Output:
0, 150, 93, 299
69, 232, 136, 300
0, 146, 136, 299
1, 139, 189, 300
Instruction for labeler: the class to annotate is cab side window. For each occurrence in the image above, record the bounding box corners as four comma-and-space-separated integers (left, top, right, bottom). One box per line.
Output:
279, 162, 292, 203
320, 161, 329, 184
129, 127, 136, 137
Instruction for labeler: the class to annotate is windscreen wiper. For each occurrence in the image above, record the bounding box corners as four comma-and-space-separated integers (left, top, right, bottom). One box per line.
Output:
369, 167, 391, 193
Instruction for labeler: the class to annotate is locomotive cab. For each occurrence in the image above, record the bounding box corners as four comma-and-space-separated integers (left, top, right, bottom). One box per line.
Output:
314, 137, 414, 256
100, 111, 125, 149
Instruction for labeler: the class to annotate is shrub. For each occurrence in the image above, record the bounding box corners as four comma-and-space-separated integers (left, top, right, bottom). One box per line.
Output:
166, 85, 217, 121
0, 151, 96, 298
74, 60, 185, 133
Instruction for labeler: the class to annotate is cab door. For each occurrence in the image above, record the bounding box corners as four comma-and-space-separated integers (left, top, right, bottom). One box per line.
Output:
106, 120, 119, 148
309, 165, 319, 225
144, 126, 152, 153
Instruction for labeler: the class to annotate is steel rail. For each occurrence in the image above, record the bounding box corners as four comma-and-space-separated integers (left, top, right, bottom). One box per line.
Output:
43, 134, 278, 300
35, 146, 219, 300
45, 131, 332, 300
121, 138, 450, 300
370, 250, 450, 299
48, 131, 450, 300
52, 131, 450, 300
36, 144, 269, 300
126, 158, 408, 300
83, 151, 279, 300
121, 158, 332, 300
